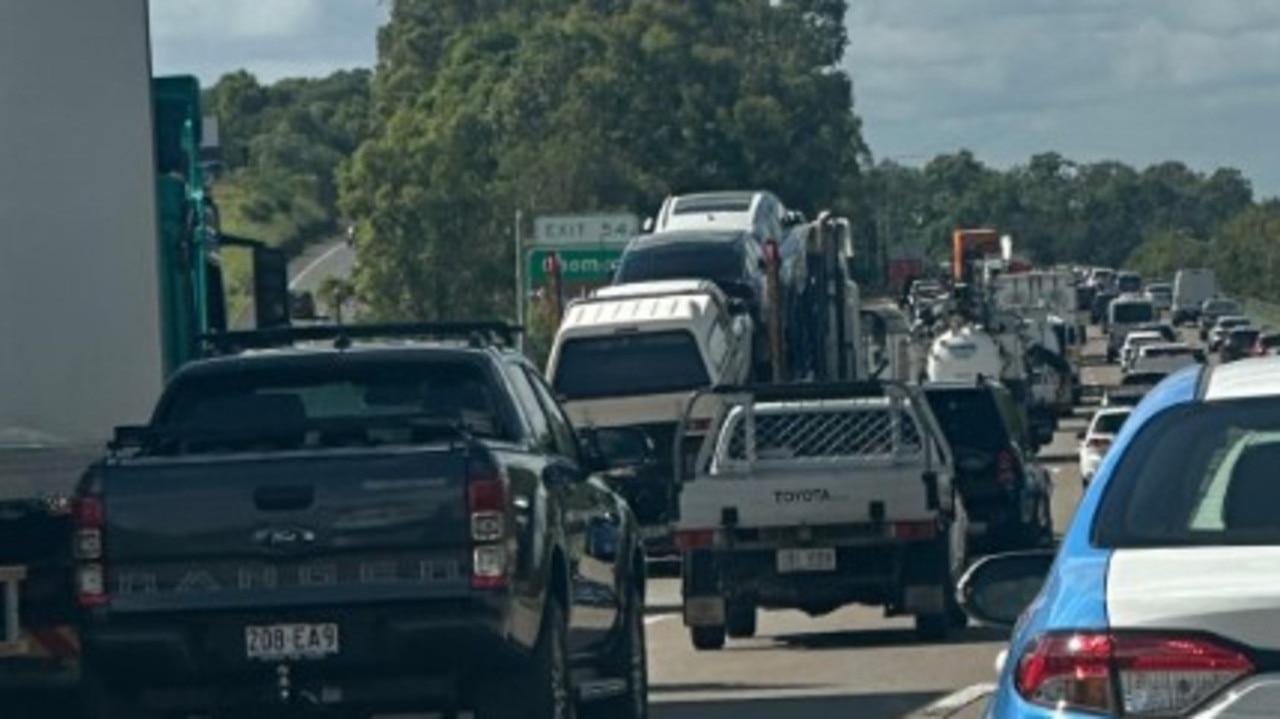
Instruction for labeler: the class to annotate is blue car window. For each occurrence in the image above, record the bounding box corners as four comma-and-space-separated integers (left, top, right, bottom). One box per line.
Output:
1094, 398, 1280, 547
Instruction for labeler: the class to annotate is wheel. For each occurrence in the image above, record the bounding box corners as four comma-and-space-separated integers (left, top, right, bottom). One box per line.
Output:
915, 612, 949, 641
690, 625, 726, 651
475, 598, 576, 719
590, 584, 648, 719
726, 600, 757, 639
80, 674, 160, 719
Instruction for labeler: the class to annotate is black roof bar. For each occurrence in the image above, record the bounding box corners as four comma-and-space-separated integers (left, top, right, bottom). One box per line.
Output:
705, 381, 892, 401
199, 321, 524, 355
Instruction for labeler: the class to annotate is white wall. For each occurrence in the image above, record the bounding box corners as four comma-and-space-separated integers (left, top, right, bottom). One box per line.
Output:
0, 0, 163, 444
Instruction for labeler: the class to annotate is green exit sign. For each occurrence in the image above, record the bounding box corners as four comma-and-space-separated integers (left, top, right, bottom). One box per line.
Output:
526, 247, 623, 286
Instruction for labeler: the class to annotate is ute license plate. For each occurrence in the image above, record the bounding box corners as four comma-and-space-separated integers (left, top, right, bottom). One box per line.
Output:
776, 548, 837, 573
245, 623, 339, 661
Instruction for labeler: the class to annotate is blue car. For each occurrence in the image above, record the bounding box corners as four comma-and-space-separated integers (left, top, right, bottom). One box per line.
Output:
958, 356, 1280, 718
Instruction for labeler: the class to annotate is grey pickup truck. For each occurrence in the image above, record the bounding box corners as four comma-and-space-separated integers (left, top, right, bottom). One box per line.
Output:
72, 324, 653, 719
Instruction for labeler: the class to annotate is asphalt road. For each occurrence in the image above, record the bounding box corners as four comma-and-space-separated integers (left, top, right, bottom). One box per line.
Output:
639, 325, 1127, 719
289, 238, 356, 295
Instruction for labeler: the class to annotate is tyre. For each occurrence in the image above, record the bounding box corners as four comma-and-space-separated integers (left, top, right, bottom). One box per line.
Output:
725, 600, 757, 639
591, 585, 648, 719
690, 625, 726, 651
80, 674, 160, 719
914, 612, 949, 641
475, 598, 575, 719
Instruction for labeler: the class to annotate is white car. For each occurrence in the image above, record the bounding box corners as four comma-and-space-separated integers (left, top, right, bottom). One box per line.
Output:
1078, 407, 1131, 486
1119, 330, 1165, 371
1144, 282, 1172, 312
1131, 342, 1200, 375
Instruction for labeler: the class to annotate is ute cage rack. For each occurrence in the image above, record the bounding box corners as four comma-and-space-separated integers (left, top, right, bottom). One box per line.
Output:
672, 380, 931, 484
199, 321, 525, 356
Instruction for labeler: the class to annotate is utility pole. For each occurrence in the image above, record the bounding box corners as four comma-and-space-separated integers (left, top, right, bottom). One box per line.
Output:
514, 209, 525, 353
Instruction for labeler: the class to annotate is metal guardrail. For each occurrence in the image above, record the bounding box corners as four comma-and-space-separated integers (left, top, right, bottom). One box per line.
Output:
0, 565, 27, 658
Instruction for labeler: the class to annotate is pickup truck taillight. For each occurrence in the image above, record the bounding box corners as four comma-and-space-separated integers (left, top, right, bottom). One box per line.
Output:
673, 529, 721, 550
72, 495, 108, 607
468, 467, 510, 589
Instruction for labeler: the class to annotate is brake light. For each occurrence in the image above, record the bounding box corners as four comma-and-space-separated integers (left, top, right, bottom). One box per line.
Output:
688, 418, 711, 433
467, 476, 506, 542
673, 529, 718, 550
1086, 437, 1111, 451
73, 495, 107, 607
467, 463, 510, 589
996, 450, 1017, 484
1016, 631, 1253, 715
889, 521, 936, 539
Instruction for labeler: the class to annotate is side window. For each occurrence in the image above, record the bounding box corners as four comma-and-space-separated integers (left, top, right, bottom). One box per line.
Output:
503, 363, 554, 451
522, 367, 582, 464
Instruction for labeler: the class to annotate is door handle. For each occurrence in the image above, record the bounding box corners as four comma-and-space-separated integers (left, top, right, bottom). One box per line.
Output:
254, 485, 314, 512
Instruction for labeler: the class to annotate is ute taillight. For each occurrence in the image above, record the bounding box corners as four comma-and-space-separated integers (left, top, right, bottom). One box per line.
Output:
1016, 631, 1253, 715
688, 417, 711, 433
996, 450, 1017, 484
1086, 437, 1111, 451
889, 521, 936, 539
673, 529, 719, 550
467, 463, 510, 589
73, 495, 108, 607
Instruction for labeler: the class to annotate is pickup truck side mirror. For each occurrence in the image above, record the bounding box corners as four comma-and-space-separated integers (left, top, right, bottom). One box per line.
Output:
727, 298, 750, 316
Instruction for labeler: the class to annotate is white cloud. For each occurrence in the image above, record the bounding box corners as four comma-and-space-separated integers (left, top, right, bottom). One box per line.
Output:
843, 0, 1280, 196
151, 0, 321, 41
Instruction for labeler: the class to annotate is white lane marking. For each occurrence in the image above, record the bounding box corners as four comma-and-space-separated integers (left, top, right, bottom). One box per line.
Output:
644, 615, 672, 626
913, 683, 998, 716
289, 242, 348, 290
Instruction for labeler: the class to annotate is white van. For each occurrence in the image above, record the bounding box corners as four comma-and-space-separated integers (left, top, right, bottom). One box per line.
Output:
1105, 296, 1157, 362
1171, 268, 1218, 325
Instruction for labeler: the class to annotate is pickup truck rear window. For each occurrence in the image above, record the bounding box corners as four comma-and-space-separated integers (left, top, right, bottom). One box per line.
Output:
923, 389, 1007, 452
1111, 302, 1155, 324
553, 331, 710, 400
152, 359, 514, 453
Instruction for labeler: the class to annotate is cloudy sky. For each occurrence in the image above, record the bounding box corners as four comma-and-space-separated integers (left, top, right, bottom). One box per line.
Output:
149, 0, 1280, 197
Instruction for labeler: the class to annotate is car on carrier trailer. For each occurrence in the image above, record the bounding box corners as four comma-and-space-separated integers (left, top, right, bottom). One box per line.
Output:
670, 382, 969, 648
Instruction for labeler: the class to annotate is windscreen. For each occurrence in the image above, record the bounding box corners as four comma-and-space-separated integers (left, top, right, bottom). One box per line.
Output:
923, 389, 1007, 451
615, 240, 743, 285
1112, 302, 1155, 324
1122, 372, 1167, 386
1143, 346, 1191, 358
1229, 329, 1260, 345
1093, 411, 1129, 435
152, 358, 513, 453
1095, 399, 1280, 547
553, 330, 709, 400
1117, 274, 1142, 293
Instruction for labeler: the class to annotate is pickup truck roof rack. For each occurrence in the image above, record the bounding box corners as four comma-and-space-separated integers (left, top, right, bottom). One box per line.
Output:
702, 381, 897, 402
199, 322, 524, 356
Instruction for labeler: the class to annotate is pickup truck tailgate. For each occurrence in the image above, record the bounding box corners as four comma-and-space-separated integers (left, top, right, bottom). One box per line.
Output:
679, 465, 934, 529
98, 447, 471, 612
